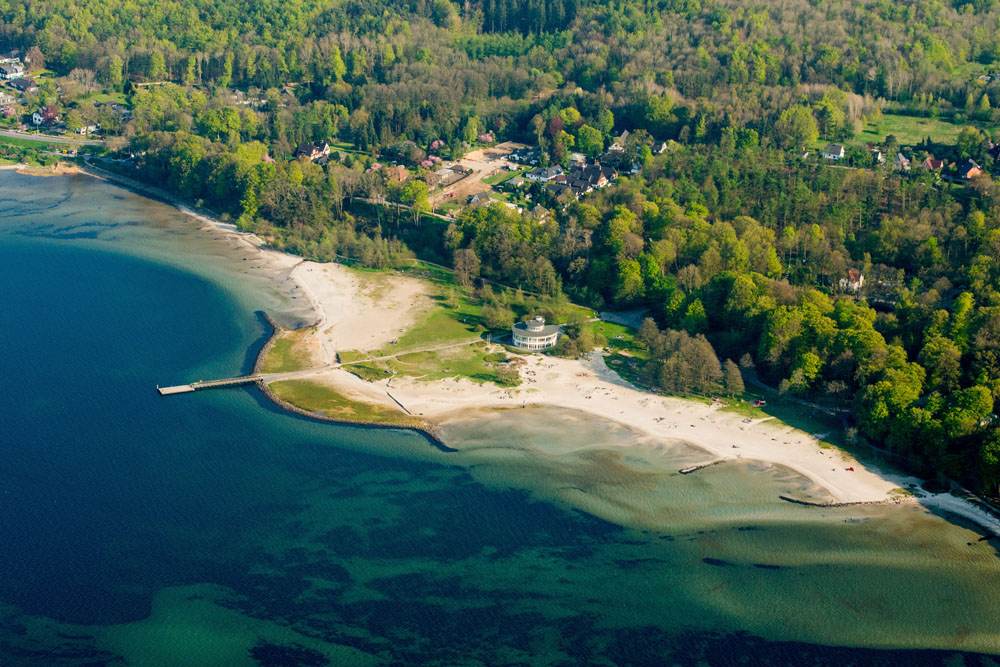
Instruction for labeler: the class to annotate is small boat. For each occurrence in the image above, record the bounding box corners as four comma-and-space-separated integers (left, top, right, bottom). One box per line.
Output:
846, 467, 854, 471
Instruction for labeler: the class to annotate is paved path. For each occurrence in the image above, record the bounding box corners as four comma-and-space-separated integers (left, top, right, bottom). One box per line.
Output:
0, 129, 102, 146
744, 373, 851, 415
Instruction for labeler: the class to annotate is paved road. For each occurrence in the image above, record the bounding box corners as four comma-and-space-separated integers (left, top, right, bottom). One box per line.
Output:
0, 129, 102, 146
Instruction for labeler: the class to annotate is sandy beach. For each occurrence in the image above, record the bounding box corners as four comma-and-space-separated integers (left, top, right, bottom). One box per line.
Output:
290, 262, 430, 362
42, 165, 999, 537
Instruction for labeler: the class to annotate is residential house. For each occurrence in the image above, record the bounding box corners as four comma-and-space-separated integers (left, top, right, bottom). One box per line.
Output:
894, 153, 911, 170
432, 167, 462, 187
76, 124, 99, 135
0, 63, 24, 80
107, 102, 132, 121
566, 161, 616, 197
954, 159, 982, 180
546, 182, 576, 205
32, 105, 57, 126
0, 91, 15, 117
294, 141, 331, 161
609, 130, 629, 152
9, 77, 37, 93
839, 269, 865, 293
510, 147, 541, 165
822, 144, 845, 160
529, 205, 550, 222
871, 150, 885, 164
467, 192, 491, 207
507, 176, 526, 189
921, 157, 944, 171
651, 140, 668, 154
525, 165, 564, 182
383, 165, 410, 183
95, 101, 132, 122
279, 86, 297, 106
567, 152, 586, 165
0, 51, 22, 66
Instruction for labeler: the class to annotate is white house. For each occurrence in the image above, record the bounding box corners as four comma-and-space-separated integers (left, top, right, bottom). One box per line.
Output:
511, 316, 561, 350
839, 269, 865, 293
822, 144, 845, 160
525, 165, 564, 182
0, 63, 24, 80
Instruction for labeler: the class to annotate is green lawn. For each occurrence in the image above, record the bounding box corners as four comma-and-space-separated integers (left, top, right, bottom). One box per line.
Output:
79, 91, 128, 105
382, 342, 512, 383
384, 305, 484, 354
268, 379, 422, 426
482, 167, 524, 186
260, 327, 318, 373
331, 141, 364, 155
860, 113, 998, 146
0, 135, 86, 150
342, 342, 515, 385
435, 201, 461, 215
587, 320, 646, 356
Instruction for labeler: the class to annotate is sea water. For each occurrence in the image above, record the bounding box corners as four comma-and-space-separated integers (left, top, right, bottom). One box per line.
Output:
0, 171, 998, 666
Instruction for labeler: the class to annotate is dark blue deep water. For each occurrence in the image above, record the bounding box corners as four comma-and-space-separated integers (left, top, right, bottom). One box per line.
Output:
1, 219, 999, 665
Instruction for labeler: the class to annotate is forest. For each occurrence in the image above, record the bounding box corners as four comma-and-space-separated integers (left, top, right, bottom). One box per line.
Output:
2, 0, 1000, 496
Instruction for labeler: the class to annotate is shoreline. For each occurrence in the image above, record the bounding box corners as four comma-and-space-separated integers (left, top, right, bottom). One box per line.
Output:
250, 312, 452, 449
9, 161, 1000, 538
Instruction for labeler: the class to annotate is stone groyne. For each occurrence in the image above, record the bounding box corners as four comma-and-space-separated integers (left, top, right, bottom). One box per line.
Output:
778, 494, 915, 508
678, 459, 728, 474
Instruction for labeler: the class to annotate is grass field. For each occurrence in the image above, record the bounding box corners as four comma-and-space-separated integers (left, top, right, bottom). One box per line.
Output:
260, 327, 318, 373
383, 342, 512, 383
860, 113, 999, 146
0, 135, 89, 150
269, 379, 423, 426
482, 167, 524, 186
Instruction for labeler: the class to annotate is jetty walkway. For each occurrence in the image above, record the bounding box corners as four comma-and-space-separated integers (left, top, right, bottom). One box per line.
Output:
157, 336, 494, 396
157, 375, 263, 395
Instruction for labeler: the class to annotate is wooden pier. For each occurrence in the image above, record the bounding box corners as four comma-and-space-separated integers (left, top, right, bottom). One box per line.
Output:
157, 375, 262, 396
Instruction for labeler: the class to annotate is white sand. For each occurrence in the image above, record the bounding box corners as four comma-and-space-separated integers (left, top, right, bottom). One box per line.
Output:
188, 207, 1000, 536
310, 354, 906, 504
289, 263, 429, 363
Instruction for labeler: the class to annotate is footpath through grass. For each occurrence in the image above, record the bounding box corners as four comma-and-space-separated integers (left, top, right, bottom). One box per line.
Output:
347, 342, 515, 385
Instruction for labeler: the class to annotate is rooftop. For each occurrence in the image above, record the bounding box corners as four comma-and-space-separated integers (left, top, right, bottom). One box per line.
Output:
512, 317, 562, 338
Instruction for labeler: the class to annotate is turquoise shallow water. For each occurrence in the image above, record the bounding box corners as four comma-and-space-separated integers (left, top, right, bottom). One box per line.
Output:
1, 172, 999, 665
